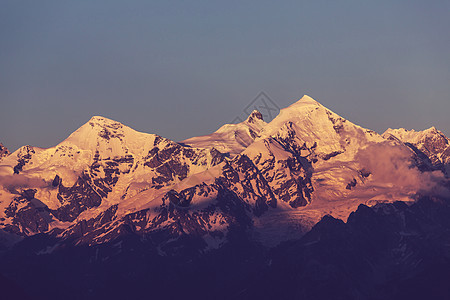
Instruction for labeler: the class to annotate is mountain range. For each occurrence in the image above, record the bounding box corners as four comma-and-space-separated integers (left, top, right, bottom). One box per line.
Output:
1, 95, 449, 300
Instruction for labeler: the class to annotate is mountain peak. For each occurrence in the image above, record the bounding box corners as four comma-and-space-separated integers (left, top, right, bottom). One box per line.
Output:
289, 95, 322, 108
272, 95, 323, 119
301, 94, 321, 104
88, 115, 123, 127
425, 126, 438, 134
246, 110, 264, 123
82, 116, 129, 135
383, 127, 449, 146
89, 115, 106, 121
259, 95, 328, 137
180, 110, 267, 155
59, 116, 139, 150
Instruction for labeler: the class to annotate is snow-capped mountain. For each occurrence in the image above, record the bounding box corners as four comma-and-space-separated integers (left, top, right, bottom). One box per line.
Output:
0, 96, 448, 250
383, 127, 450, 175
0, 116, 224, 237
180, 110, 267, 155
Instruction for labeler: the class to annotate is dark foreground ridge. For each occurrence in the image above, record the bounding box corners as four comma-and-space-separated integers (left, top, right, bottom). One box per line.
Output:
2, 195, 450, 300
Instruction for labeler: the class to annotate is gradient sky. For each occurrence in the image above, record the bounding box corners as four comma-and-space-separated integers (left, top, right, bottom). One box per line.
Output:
1, 0, 449, 152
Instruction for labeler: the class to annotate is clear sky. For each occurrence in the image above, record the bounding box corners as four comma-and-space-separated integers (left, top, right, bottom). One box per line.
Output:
1, 0, 449, 152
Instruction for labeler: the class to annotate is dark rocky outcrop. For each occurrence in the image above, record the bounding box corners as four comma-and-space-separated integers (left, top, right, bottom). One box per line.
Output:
3, 189, 53, 235
13, 145, 35, 174
0, 142, 10, 160
243, 196, 450, 300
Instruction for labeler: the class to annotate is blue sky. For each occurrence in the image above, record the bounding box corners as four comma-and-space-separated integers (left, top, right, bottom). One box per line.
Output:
1, 1, 449, 151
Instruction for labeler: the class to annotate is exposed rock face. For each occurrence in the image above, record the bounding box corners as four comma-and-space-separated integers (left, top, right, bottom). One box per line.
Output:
53, 173, 105, 222
246, 110, 264, 124
53, 182, 253, 248
13, 145, 35, 174
245, 138, 313, 208
3, 189, 53, 235
0, 143, 10, 161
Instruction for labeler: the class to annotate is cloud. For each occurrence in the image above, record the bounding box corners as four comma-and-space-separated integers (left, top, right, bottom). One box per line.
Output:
355, 141, 449, 198
0, 173, 48, 194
